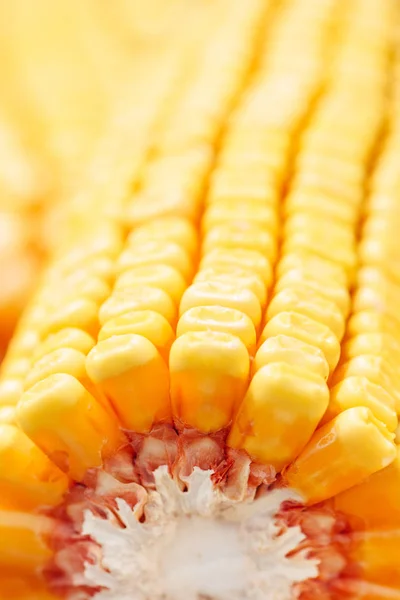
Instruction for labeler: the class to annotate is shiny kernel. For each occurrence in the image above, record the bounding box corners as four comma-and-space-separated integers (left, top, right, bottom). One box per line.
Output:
277, 251, 348, 286
194, 265, 266, 305
98, 310, 174, 362
117, 240, 193, 281
285, 407, 396, 505
347, 310, 400, 339
115, 265, 186, 306
254, 334, 329, 380
0, 424, 69, 510
0, 378, 23, 406
33, 328, 95, 362
275, 273, 350, 316
170, 331, 250, 433
201, 248, 272, 284
202, 200, 278, 233
127, 217, 197, 256
38, 297, 99, 339
202, 223, 277, 262
99, 286, 177, 327
261, 312, 340, 372
17, 374, 123, 481
176, 306, 256, 354
267, 287, 345, 340
86, 334, 171, 433
180, 281, 262, 328
343, 333, 400, 367
228, 362, 329, 472
326, 376, 397, 432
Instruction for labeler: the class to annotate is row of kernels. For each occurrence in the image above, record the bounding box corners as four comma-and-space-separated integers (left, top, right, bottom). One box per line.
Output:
86, 217, 200, 434
84, 1, 274, 436
229, 0, 397, 497
169, 0, 339, 438
126, 0, 270, 227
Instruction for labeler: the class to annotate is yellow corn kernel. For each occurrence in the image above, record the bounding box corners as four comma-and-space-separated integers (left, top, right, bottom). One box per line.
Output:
47, 255, 115, 284
86, 334, 171, 433
53, 221, 123, 262
0, 424, 69, 510
284, 190, 358, 225
326, 377, 397, 432
201, 248, 272, 284
170, 331, 249, 433
99, 286, 177, 327
228, 362, 329, 472
38, 273, 110, 307
282, 229, 356, 281
177, 306, 256, 355
349, 531, 400, 587
117, 240, 193, 281
261, 312, 340, 372
267, 287, 345, 340
207, 175, 277, 207
38, 296, 99, 339
277, 250, 348, 286
17, 374, 123, 481
127, 216, 198, 257
0, 405, 16, 425
115, 265, 186, 306
285, 407, 396, 505
254, 334, 329, 380
33, 328, 95, 362
276, 271, 350, 316
284, 214, 355, 244
202, 200, 278, 233
0, 378, 23, 406
194, 265, 266, 306
333, 447, 400, 530
0, 357, 31, 379
342, 333, 400, 368
98, 311, 174, 363
180, 281, 262, 328
202, 223, 277, 262
347, 310, 400, 339
0, 511, 53, 572
24, 348, 101, 403
332, 355, 400, 410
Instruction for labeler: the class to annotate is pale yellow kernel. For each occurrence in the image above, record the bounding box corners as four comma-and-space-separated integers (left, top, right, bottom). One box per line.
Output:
202, 222, 277, 262
37, 274, 110, 307
277, 251, 348, 286
99, 286, 177, 327
0, 405, 16, 425
180, 281, 262, 328
17, 374, 123, 481
325, 377, 397, 432
267, 287, 345, 340
194, 265, 266, 306
202, 200, 278, 233
127, 217, 197, 256
285, 407, 396, 505
254, 334, 329, 380
0, 424, 69, 510
86, 335, 171, 433
342, 333, 400, 368
170, 331, 250, 433
261, 312, 340, 372
98, 311, 174, 363
347, 310, 400, 339
177, 306, 256, 354
228, 362, 329, 472
0, 378, 23, 407
38, 297, 99, 339
33, 329, 95, 362
117, 240, 193, 281
201, 248, 272, 284
115, 265, 186, 306
275, 273, 350, 316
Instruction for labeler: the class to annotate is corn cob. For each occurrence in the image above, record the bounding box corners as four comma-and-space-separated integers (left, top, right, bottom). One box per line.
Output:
1, 0, 400, 599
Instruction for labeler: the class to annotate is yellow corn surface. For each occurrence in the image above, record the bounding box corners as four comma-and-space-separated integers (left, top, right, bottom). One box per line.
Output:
0, 0, 400, 599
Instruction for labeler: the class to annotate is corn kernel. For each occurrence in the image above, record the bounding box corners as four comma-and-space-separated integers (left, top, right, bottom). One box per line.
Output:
33, 328, 95, 362
86, 334, 171, 433
117, 240, 193, 281
17, 374, 123, 481
202, 223, 277, 262
285, 407, 396, 504
115, 265, 186, 306
228, 362, 329, 472
194, 265, 266, 306
201, 248, 273, 284
99, 286, 177, 326
170, 331, 249, 433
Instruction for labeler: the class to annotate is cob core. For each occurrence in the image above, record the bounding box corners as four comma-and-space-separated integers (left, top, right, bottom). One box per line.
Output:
1, 0, 400, 598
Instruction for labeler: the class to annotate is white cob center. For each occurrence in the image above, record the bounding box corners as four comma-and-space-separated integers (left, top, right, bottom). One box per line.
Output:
82, 467, 318, 600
